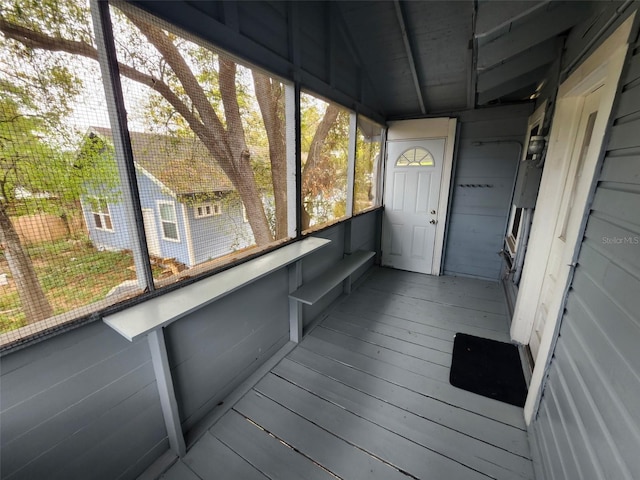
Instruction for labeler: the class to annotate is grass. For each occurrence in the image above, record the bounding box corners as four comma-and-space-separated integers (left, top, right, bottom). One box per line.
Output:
0, 238, 139, 333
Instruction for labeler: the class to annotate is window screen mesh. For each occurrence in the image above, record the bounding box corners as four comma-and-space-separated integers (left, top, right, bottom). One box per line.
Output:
300, 92, 350, 232
354, 116, 383, 213
109, 5, 292, 288
0, 0, 144, 343
0, 1, 293, 345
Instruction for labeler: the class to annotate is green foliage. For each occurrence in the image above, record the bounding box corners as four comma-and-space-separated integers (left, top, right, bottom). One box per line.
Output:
0, 237, 139, 333
0, 96, 120, 215
354, 127, 381, 212
300, 95, 350, 226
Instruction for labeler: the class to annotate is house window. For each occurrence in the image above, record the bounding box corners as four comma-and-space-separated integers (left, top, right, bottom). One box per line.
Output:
396, 147, 435, 167
158, 201, 179, 241
506, 207, 524, 258
194, 202, 221, 218
91, 198, 113, 231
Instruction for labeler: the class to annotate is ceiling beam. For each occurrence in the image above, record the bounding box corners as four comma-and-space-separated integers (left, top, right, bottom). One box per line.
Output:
477, 2, 589, 70
475, 1, 551, 41
477, 65, 549, 105
393, 0, 426, 114
467, 0, 478, 110
477, 37, 562, 93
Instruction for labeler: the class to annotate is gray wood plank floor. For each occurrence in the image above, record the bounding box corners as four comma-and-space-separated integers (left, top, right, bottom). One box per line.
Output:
161, 268, 534, 480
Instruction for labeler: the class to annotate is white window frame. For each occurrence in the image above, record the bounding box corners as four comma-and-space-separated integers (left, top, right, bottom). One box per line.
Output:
157, 200, 180, 242
506, 206, 524, 258
194, 202, 221, 219
90, 197, 114, 232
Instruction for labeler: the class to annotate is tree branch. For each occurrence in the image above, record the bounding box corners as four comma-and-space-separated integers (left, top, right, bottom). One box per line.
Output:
0, 17, 208, 141
124, 14, 234, 170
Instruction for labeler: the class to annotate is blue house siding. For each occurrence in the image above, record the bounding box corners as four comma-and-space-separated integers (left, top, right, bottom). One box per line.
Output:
135, 172, 191, 266
81, 195, 134, 254
187, 198, 255, 265
82, 172, 254, 268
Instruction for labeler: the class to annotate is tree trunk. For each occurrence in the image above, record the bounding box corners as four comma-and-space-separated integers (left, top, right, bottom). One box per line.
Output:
0, 15, 277, 247
301, 104, 340, 230
253, 73, 288, 239
0, 206, 53, 324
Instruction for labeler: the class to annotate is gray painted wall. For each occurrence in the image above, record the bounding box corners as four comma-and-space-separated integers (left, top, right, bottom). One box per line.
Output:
529, 13, 640, 480
0, 210, 378, 479
0, 322, 166, 480
443, 105, 531, 280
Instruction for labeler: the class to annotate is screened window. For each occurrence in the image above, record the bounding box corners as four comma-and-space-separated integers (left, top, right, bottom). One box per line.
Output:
158, 201, 179, 241
300, 93, 350, 231
354, 116, 383, 214
110, 3, 294, 288
0, 1, 143, 342
91, 198, 113, 231
396, 147, 435, 166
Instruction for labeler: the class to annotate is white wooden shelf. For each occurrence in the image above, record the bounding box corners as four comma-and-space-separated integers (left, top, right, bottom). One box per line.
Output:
104, 237, 331, 341
289, 250, 375, 305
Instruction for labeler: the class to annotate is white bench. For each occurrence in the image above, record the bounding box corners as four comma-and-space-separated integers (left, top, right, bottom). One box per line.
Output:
289, 250, 376, 305
287, 249, 375, 343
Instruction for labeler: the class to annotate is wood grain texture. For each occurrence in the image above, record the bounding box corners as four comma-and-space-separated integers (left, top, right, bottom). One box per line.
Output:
160, 268, 533, 479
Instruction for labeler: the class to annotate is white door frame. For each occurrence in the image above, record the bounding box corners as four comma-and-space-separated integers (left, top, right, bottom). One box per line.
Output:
509, 15, 634, 425
385, 118, 457, 275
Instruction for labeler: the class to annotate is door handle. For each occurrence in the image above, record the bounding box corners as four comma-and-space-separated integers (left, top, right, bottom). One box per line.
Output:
430, 210, 436, 214
429, 219, 437, 225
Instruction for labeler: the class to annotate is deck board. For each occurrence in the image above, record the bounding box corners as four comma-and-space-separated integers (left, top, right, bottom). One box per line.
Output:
255, 373, 489, 479
159, 268, 533, 480
285, 347, 531, 457
272, 359, 534, 479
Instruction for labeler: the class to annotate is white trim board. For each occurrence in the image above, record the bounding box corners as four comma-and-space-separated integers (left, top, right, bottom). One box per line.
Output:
385, 118, 457, 276
104, 237, 331, 341
508, 14, 635, 425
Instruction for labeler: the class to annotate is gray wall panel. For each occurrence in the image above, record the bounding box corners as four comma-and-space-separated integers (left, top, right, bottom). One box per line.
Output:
166, 270, 289, 428
443, 105, 529, 280
0, 209, 378, 479
0, 323, 164, 480
531, 18, 640, 480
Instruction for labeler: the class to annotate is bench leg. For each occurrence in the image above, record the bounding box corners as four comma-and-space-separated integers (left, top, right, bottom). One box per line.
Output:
343, 274, 353, 295
288, 261, 303, 343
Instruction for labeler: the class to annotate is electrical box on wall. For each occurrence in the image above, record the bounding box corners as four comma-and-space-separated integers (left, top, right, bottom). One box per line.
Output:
512, 161, 543, 208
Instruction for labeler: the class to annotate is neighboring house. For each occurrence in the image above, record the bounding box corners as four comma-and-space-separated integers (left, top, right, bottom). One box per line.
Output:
79, 127, 253, 267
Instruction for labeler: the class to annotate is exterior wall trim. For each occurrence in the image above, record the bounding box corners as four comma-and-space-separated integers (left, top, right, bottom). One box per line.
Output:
511, 14, 636, 425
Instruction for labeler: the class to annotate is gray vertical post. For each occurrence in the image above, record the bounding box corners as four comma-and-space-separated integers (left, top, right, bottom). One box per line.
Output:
346, 112, 357, 218
90, 0, 155, 291
288, 261, 303, 342
148, 329, 186, 457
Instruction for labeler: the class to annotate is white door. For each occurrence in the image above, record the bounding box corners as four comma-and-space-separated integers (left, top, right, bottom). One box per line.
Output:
142, 208, 161, 257
529, 87, 602, 358
382, 138, 445, 274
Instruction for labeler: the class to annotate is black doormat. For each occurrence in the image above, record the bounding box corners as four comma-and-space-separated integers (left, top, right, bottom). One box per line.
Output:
449, 333, 527, 408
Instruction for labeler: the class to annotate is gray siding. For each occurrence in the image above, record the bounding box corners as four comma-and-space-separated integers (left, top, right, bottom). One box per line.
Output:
0, 322, 166, 480
0, 210, 378, 479
530, 30, 640, 480
443, 105, 532, 280
167, 268, 290, 431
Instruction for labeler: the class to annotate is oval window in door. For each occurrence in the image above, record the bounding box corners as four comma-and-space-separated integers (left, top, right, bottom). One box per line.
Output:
396, 147, 435, 166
